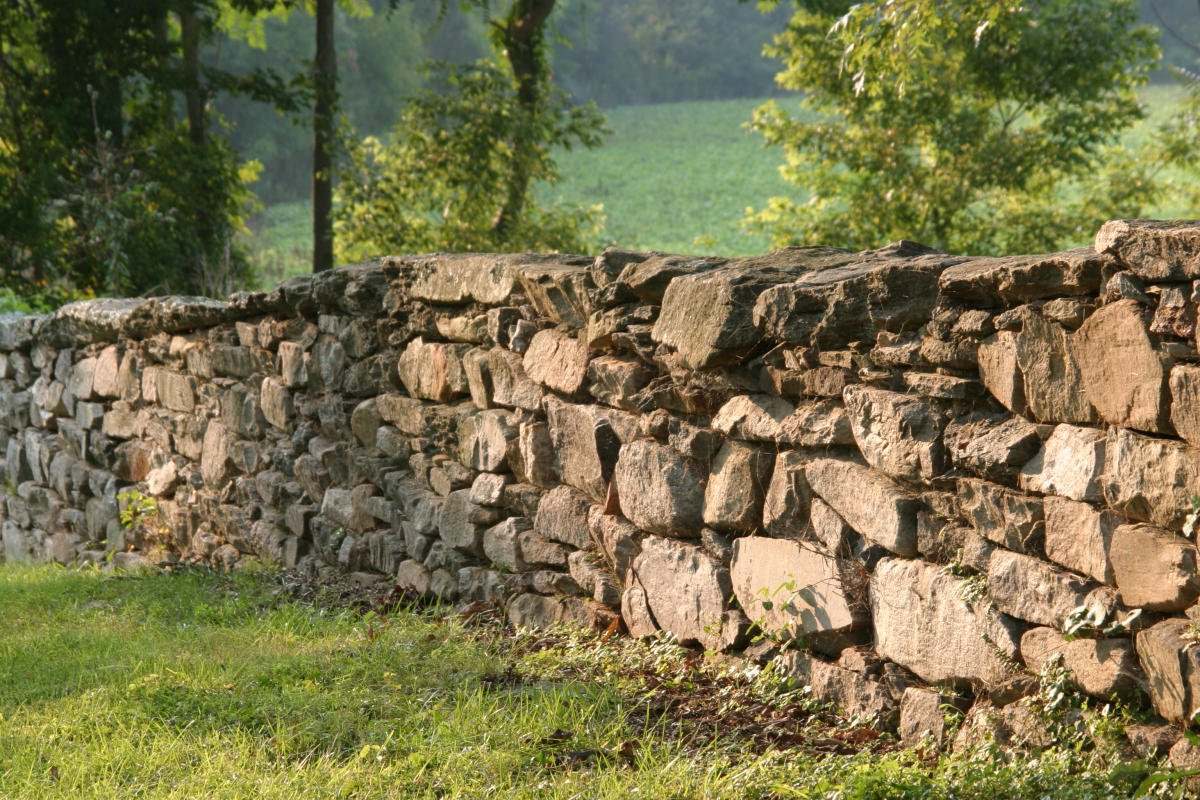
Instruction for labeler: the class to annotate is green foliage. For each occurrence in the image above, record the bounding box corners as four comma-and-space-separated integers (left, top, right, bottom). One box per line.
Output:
746, 0, 1168, 255
336, 59, 606, 258
117, 489, 159, 531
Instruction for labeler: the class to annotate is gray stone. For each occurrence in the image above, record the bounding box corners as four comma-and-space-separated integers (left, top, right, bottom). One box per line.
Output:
627, 535, 730, 650
483, 517, 533, 572
731, 536, 864, 653
457, 409, 515, 473
945, 415, 1041, 481
900, 687, 951, 748
956, 479, 1043, 554
545, 398, 636, 502
987, 549, 1114, 627
522, 329, 589, 394
533, 485, 592, 549
711, 394, 852, 447
397, 338, 470, 402
615, 440, 706, 537
844, 385, 946, 482
703, 441, 773, 534
806, 458, 920, 556
1018, 424, 1106, 502
762, 450, 811, 538
871, 557, 1021, 685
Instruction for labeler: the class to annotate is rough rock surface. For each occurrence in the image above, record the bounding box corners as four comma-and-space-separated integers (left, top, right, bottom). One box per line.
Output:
627, 535, 730, 650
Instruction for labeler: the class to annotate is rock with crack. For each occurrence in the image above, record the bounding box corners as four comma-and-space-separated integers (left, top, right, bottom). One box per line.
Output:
805, 458, 920, 556
626, 535, 730, 650
614, 439, 706, 537
843, 385, 946, 483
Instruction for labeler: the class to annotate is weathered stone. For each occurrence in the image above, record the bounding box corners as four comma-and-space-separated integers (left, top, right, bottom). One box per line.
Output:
900, 687, 951, 748
703, 441, 773, 534
806, 458, 919, 556
533, 485, 592, 549
155, 370, 195, 413
778, 651, 897, 725
1151, 285, 1196, 339
872, 557, 1021, 685
977, 331, 1026, 415
483, 517, 533, 572
627, 535, 729, 650
1102, 427, 1200, 529
544, 398, 635, 502
731, 536, 864, 653
844, 385, 946, 482
1043, 496, 1117, 585
712, 394, 852, 447
260, 376, 293, 431
957, 479, 1043, 554
939, 249, 1107, 304
1020, 627, 1141, 699
1137, 618, 1200, 723
614, 440, 705, 537
1013, 310, 1095, 424
1074, 299, 1172, 433
517, 261, 594, 328
987, 549, 1114, 627
350, 398, 381, 448
438, 489, 492, 555
945, 415, 1041, 481
1018, 424, 1106, 502
200, 420, 232, 488
522, 329, 588, 394
588, 508, 643, 580
509, 420, 557, 488
487, 348, 544, 410
1109, 522, 1200, 611
397, 338, 470, 402
1094, 219, 1200, 281
1170, 364, 1200, 447
762, 450, 811, 538
457, 409, 515, 473
587, 355, 652, 411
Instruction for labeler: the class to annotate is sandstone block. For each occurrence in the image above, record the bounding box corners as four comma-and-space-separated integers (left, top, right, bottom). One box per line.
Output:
1014, 310, 1095, 424
511, 420, 558, 488
155, 370, 195, 413
615, 440, 706, 536
92, 346, 121, 398
397, 338, 470, 402
1102, 427, 1200, 529
1094, 219, 1200, 280
522, 329, 588, 394
703, 441, 773, 534
200, 420, 232, 488
1018, 424, 1106, 502
899, 687, 950, 748
1074, 299, 1172, 433
945, 415, 1041, 482
871, 557, 1021, 685
588, 508, 643, 580
1043, 496, 1117, 585
731, 536, 864, 653
712, 394, 853, 448
843, 385, 946, 482
457, 409, 515, 473
1110, 522, 1200, 611
587, 355, 652, 411
1137, 618, 1200, 722
762, 450, 811, 538
1169, 364, 1200, 447
939, 248, 1106, 304
806, 458, 919, 556
977, 331, 1026, 415
260, 377, 293, 431
987, 549, 1114, 627
1020, 627, 1141, 699
533, 485, 592, 549
487, 348, 544, 410
545, 398, 636, 502
956, 479, 1043, 554
627, 535, 730, 650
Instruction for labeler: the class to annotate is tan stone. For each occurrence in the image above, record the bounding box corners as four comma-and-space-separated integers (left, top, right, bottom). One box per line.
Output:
1043, 496, 1117, 585
762, 450, 811, 538
627, 535, 730, 650
1094, 219, 1200, 280
1018, 423, 1106, 502
806, 458, 920, 556
522, 329, 589, 395
615, 440, 706, 536
1170, 364, 1200, 447
1137, 618, 1200, 723
977, 331, 1026, 415
1020, 627, 1141, 699
1102, 427, 1200, 529
1074, 299, 1173, 433
396, 337, 470, 402
1110, 522, 1200, 611
843, 385, 946, 482
987, 549, 1114, 627
703, 441, 773, 533
1015, 310, 1095, 424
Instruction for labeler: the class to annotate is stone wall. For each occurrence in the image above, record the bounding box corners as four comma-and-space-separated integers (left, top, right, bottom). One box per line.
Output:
5, 219, 1200, 750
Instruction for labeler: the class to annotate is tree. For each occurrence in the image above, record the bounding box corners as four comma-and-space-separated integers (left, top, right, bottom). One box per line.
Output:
745, 0, 1163, 255
312, 0, 336, 272
334, 0, 606, 259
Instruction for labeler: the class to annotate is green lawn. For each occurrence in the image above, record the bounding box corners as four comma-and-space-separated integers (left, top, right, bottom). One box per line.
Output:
0, 564, 1167, 799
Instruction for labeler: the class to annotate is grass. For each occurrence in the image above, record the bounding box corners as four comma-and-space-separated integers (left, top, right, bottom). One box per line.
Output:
0, 563, 1170, 799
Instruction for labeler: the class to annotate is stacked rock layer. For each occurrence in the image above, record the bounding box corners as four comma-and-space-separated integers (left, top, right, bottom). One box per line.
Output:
5, 219, 1200, 747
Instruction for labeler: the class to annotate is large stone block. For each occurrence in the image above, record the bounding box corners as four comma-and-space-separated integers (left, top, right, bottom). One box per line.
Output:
544, 398, 636, 502
627, 535, 730, 650
703, 441, 773, 534
1138, 618, 1200, 722
1109, 522, 1200, 611
1021, 627, 1141, 700
522, 329, 588, 395
614, 440, 706, 537
587, 355, 652, 411
844, 385, 946, 482
871, 557, 1021, 685
956, 479, 1043, 554
533, 485, 592, 550
712, 394, 852, 447
260, 377, 293, 431
762, 450, 811, 538
1170, 364, 1200, 447
987, 549, 1114, 627
1094, 219, 1200, 280
1013, 310, 1095, 424
1043, 496, 1117, 585
805, 458, 919, 556
396, 338, 470, 402
457, 409, 515, 473
1102, 427, 1200, 529
977, 331, 1026, 415
938, 248, 1107, 304
1018, 424, 1106, 502
944, 415, 1041, 482
1074, 299, 1172, 433
731, 536, 864, 653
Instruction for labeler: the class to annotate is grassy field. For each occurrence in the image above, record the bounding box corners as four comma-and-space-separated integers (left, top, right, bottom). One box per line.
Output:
0, 563, 1170, 799
244, 86, 1191, 289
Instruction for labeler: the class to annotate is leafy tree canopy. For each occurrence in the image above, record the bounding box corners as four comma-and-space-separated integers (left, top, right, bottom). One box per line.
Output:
746, 0, 1171, 255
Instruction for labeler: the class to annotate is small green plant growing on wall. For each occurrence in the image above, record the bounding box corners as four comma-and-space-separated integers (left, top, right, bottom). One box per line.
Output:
117, 489, 172, 557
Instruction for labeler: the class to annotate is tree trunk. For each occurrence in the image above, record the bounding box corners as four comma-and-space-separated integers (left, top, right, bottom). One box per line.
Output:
179, 3, 205, 147
491, 0, 556, 243
312, 0, 336, 273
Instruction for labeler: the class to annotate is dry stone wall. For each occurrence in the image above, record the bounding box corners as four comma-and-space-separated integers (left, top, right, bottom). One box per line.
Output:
6, 219, 1200, 750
